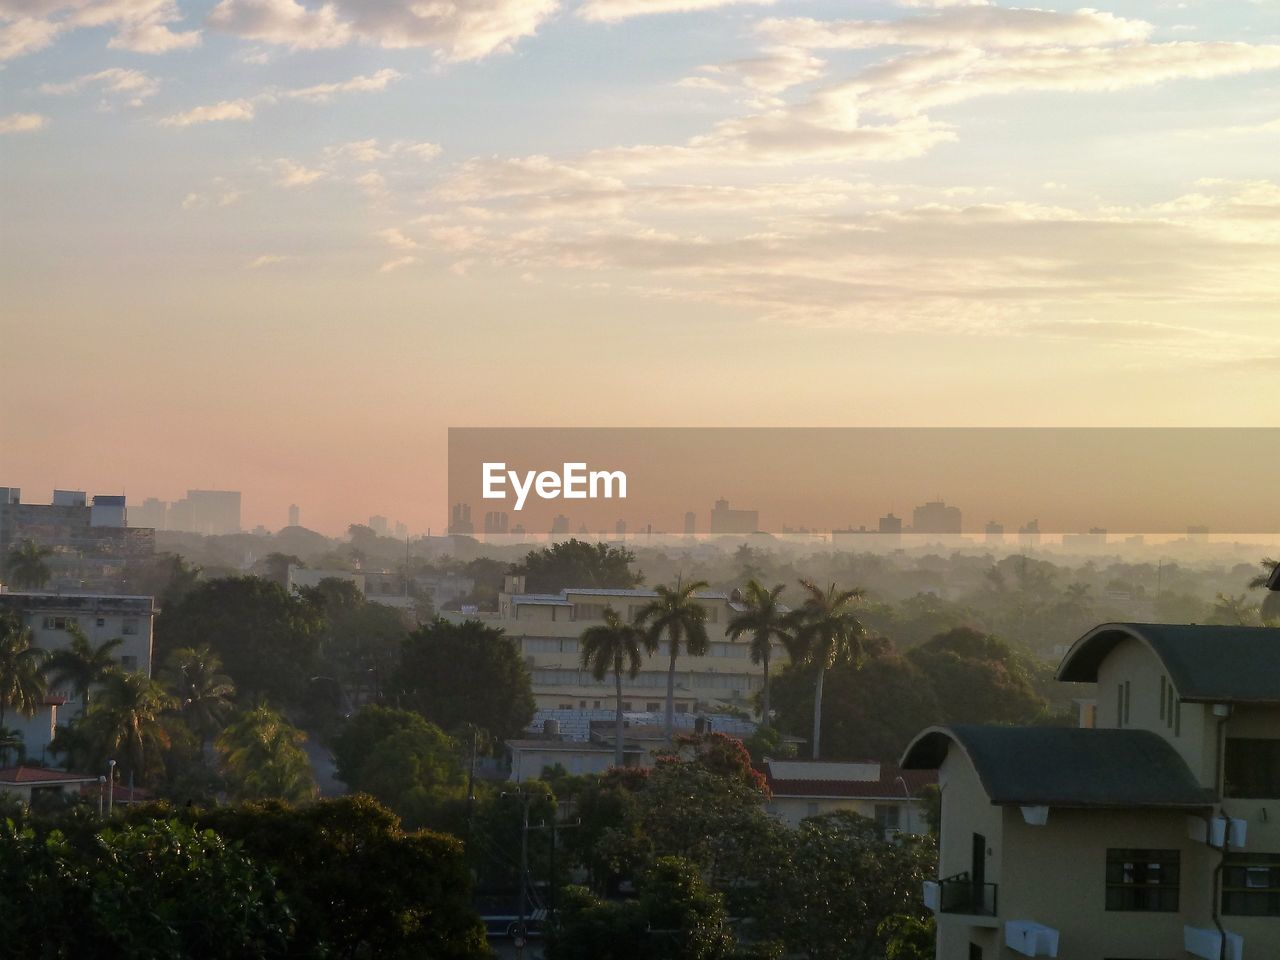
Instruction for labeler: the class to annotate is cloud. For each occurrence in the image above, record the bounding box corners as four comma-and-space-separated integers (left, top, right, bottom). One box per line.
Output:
205, 0, 351, 49
274, 158, 327, 187
839, 41, 1280, 119
159, 70, 403, 129
159, 98, 256, 126
0, 112, 48, 133
40, 67, 160, 106
379, 255, 417, 272
578, 0, 777, 24
759, 7, 1152, 51
0, 0, 199, 59
247, 254, 295, 268
281, 68, 401, 103
0, 16, 62, 60
683, 46, 827, 94
207, 0, 559, 61
181, 178, 243, 209
377, 227, 418, 249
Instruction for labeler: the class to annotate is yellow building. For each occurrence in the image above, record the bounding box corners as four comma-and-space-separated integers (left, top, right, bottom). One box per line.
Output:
904, 622, 1280, 960
446, 577, 788, 715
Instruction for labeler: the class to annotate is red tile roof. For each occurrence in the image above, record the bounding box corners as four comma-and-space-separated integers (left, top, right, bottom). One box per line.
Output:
0, 766, 98, 785
765, 766, 937, 799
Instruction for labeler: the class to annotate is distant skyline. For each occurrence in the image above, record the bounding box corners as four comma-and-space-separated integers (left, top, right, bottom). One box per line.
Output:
4, 0, 1280, 534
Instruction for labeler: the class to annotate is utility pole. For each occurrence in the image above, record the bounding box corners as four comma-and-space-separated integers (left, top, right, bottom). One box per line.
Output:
106, 759, 116, 814
501, 787, 550, 957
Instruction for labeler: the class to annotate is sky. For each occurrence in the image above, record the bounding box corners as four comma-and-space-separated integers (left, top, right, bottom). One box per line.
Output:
2, 0, 1279, 535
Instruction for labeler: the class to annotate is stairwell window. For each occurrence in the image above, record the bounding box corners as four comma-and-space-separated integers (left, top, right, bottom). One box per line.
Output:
1105, 849, 1179, 912
1223, 853, 1280, 916
1224, 738, 1280, 798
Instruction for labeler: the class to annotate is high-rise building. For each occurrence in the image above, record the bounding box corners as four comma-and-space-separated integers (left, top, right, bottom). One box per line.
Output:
912, 499, 962, 536
878, 513, 903, 535
1018, 518, 1041, 547
369, 515, 390, 537
615, 519, 627, 537
985, 520, 1005, 544
159, 490, 241, 535
710, 498, 758, 534
449, 503, 474, 535
484, 511, 509, 535
684, 511, 696, 535
131, 497, 168, 530
288, 504, 300, 527
551, 514, 571, 535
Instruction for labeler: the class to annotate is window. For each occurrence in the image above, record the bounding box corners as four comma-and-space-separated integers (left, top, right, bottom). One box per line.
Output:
96, 617, 106, 627
120, 655, 139, 672
42, 616, 78, 631
1225, 739, 1280, 798
621, 702, 632, 711
1105, 849, 1179, 912
1159, 676, 1165, 720
121, 618, 139, 636
646, 702, 660, 712
1223, 853, 1280, 916
875, 804, 901, 832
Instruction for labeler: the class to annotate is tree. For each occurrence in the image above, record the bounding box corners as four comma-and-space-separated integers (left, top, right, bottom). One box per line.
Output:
757, 812, 936, 960
637, 580, 710, 743
726, 580, 791, 727
906, 628, 1045, 726
332, 706, 466, 829
788, 581, 867, 760
216, 705, 317, 803
771, 649, 941, 762
0, 818, 290, 959
6, 538, 52, 589
154, 576, 325, 705
80, 673, 175, 786
1248, 558, 1280, 622
300, 577, 410, 699
394, 618, 535, 743
197, 796, 490, 959
0, 612, 47, 724
0, 725, 24, 766
161, 646, 235, 753
549, 857, 733, 960
516, 539, 644, 594
580, 607, 646, 767
44, 623, 122, 717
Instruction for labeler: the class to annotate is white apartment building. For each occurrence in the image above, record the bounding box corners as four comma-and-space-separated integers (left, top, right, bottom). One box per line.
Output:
446, 577, 786, 714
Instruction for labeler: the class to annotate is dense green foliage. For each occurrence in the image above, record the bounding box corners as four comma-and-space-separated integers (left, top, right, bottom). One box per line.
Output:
1, 795, 489, 960
515, 539, 644, 593
393, 618, 535, 742
154, 577, 325, 704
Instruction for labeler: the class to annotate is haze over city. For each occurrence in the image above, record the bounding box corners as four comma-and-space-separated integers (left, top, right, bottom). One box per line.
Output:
3, 0, 1280, 533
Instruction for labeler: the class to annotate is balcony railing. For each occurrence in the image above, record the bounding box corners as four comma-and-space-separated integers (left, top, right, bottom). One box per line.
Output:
938, 872, 999, 917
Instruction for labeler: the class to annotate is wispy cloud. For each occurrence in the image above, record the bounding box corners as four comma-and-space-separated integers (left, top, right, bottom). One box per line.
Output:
379, 255, 418, 272
157, 70, 403, 127
578, 0, 776, 23
40, 68, 161, 106
0, 112, 48, 134
0, 0, 198, 61
274, 159, 328, 187
247, 253, 296, 268
207, 0, 558, 61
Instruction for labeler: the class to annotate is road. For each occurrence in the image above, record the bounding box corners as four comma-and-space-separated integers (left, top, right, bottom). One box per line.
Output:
302, 733, 346, 797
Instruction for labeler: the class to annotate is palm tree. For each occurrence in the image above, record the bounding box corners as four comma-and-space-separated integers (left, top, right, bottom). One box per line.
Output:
83, 673, 175, 787
1248, 558, 1280, 622
580, 606, 646, 767
637, 579, 710, 743
216, 705, 316, 803
0, 612, 48, 725
44, 624, 123, 718
5, 539, 53, 590
0, 726, 25, 767
789, 580, 867, 760
161, 646, 235, 754
726, 580, 790, 728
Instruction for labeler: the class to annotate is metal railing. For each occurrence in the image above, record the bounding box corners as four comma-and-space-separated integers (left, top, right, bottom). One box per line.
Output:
938, 871, 999, 916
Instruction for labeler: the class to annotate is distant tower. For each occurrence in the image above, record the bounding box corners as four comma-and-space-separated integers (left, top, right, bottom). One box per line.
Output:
984, 520, 1004, 544
615, 519, 627, 537
684, 511, 696, 535
288, 504, 300, 528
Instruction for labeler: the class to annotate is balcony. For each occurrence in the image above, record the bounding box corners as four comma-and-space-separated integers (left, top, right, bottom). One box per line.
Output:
938, 872, 999, 917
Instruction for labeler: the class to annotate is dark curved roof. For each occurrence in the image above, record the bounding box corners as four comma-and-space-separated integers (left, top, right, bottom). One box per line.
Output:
901, 724, 1214, 809
1057, 622, 1280, 703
